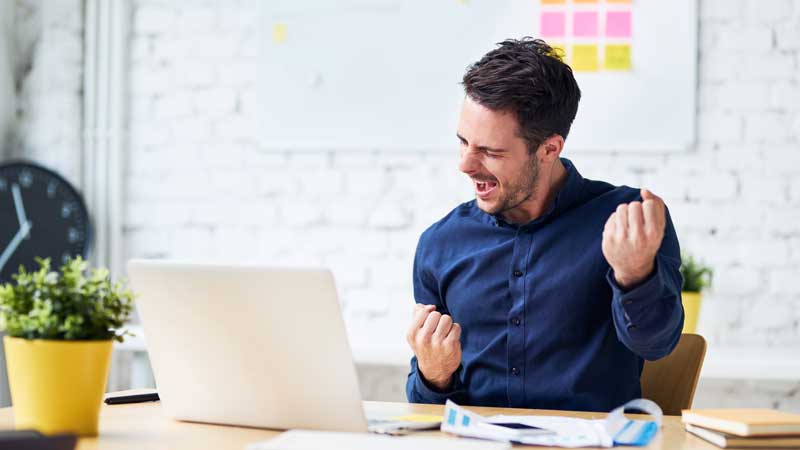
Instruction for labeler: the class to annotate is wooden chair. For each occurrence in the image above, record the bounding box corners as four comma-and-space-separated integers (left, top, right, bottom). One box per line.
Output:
640, 333, 707, 416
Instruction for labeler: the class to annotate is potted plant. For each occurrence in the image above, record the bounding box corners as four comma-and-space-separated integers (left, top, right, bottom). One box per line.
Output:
679, 254, 713, 334
0, 256, 133, 436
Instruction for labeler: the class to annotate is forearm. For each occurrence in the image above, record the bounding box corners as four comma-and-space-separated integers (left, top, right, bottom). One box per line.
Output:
406, 357, 464, 404
608, 255, 684, 360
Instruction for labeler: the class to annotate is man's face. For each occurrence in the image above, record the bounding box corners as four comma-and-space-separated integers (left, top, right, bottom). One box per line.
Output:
457, 97, 541, 220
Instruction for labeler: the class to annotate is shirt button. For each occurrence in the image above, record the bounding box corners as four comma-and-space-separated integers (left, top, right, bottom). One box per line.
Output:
513, 270, 523, 277
512, 317, 521, 326
511, 367, 520, 375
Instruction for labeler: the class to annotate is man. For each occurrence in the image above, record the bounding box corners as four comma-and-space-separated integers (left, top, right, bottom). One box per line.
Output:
405, 38, 683, 412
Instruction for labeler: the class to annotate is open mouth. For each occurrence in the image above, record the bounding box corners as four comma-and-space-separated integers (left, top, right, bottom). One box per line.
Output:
474, 179, 498, 198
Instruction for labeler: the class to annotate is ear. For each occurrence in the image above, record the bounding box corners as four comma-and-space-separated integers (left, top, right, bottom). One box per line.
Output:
538, 134, 564, 162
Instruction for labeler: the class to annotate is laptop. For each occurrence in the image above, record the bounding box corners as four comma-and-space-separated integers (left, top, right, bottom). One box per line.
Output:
128, 260, 374, 432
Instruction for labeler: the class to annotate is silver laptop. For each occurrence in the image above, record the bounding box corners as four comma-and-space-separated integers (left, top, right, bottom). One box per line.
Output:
127, 260, 370, 432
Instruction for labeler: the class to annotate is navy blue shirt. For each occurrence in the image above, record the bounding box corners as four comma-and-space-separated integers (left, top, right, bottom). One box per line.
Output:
406, 158, 684, 412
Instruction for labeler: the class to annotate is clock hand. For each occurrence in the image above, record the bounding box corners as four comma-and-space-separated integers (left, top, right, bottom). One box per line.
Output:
0, 222, 32, 273
11, 184, 28, 228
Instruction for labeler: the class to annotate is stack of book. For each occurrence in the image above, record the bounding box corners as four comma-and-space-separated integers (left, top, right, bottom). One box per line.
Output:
682, 408, 800, 448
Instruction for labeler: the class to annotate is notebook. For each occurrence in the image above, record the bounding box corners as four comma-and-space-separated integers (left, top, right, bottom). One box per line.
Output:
681, 409, 800, 437
685, 423, 800, 448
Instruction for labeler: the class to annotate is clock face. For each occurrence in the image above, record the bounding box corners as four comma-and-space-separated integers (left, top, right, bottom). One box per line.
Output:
0, 162, 92, 283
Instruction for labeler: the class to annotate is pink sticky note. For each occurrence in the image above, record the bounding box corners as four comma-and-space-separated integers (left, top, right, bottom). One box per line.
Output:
606, 11, 632, 37
540, 12, 566, 38
573, 11, 598, 37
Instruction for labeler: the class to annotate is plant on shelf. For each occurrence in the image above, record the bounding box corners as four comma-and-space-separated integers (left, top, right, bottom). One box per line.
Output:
0, 256, 134, 436
679, 253, 713, 334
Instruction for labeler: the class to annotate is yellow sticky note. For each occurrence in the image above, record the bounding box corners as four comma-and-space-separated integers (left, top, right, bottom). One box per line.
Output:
605, 44, 632, 70
389, 414, 443, 423
571, 44, 598, 71
272, 23, 288, 44
549, 42, 567, 62
540, 0, 565, 4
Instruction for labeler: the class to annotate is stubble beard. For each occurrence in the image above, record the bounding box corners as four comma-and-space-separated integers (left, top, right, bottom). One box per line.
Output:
477, 154, 541, 218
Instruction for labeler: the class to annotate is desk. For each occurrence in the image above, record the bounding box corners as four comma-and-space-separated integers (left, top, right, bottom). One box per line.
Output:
0, 398, 716, 450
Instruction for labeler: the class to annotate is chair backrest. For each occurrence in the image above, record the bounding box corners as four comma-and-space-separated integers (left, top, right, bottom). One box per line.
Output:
640, 333, 707, 416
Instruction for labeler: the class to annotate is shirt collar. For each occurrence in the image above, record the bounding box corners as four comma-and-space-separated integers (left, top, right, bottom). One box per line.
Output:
482, 157, 584, 229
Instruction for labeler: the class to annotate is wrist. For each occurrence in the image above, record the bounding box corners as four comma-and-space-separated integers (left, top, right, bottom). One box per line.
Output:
614, 261, 655, 290
419, 367, 454, 391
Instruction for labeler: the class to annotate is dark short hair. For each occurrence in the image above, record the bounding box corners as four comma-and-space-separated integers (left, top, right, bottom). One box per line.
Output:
462, 38, 581, 153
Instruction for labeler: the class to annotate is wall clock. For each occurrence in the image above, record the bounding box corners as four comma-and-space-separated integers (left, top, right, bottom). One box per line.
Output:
0, 161, 92, 283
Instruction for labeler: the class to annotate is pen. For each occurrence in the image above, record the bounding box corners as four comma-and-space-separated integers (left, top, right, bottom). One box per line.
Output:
104, 392, 160, 405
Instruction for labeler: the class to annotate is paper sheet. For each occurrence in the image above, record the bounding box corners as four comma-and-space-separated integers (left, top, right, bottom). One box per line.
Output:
248, 430, 511, 450
441, 399, 662, 448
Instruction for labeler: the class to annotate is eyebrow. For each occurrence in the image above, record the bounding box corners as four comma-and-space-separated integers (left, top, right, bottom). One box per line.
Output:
456, 133, 507, 153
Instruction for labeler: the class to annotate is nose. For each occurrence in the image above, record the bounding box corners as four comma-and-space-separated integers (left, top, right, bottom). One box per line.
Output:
458, 147, 480, 175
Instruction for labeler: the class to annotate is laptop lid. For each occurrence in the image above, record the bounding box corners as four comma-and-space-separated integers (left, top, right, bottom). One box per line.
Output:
127, 259, 368, 432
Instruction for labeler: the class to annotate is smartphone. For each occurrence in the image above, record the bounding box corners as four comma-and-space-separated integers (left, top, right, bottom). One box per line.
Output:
490, 422, 545, 430
480, 421, 555, 437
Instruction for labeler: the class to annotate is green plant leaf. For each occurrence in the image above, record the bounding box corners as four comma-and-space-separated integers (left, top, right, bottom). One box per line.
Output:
0, 256, 134, 341
680, 253, 713, 293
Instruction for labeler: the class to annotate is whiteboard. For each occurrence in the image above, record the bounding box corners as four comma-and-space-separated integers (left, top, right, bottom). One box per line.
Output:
258, 0, 697, 152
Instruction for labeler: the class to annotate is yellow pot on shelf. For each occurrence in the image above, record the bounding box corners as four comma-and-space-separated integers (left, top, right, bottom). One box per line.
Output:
681, 291, 702, 333
3, 336, 113, 436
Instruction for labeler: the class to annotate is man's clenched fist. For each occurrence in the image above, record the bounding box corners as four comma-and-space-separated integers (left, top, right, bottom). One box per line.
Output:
406, 304, 462, 391
602, 188, 667, 289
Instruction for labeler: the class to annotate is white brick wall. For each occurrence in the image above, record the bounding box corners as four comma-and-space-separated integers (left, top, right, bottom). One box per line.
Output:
0, 2, 13, 158
10, 0, 800, 405
11, 0, 83, 186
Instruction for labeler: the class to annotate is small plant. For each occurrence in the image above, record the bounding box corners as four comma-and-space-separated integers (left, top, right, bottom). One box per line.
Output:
680, 254, 713, 293
0, 256, 133, 341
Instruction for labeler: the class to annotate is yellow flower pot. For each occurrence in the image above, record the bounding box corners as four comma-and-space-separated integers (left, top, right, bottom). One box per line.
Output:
681, 291, 702, 334
3, 336, 113, 436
